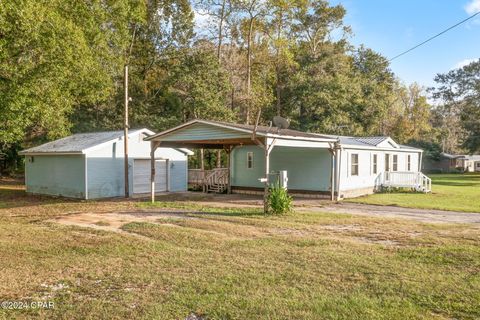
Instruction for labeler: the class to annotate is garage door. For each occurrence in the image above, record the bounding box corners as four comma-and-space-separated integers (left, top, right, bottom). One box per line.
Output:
133, 159, 167, 194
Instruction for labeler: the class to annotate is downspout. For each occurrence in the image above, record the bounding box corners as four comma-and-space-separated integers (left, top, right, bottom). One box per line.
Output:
418, 151, 423, 172
84, 154, 88, 200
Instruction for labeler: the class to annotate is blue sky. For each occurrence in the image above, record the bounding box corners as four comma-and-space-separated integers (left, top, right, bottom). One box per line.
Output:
332, 0, 480, 87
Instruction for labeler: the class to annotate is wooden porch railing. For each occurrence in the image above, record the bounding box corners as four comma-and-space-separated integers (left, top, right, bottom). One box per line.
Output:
188, 168, 229, 193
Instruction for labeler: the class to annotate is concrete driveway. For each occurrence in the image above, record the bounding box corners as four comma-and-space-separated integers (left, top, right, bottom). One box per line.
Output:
298, 202, 480, 225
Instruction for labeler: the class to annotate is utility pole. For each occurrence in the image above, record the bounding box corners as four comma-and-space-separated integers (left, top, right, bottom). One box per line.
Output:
124, 64, 129, 198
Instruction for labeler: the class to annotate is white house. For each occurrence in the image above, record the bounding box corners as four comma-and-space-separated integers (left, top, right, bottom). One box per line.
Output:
20, 129, 192, 199
144, 120, 429, 201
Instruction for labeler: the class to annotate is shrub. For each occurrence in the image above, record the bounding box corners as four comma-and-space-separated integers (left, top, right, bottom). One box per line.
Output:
267, 183, 293, 215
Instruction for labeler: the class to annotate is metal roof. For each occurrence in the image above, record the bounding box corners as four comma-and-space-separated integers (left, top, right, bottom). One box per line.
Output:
459, 155, 480, 161
145, 119, 338, 143
145, 119, 423, 152
211, 120, 335, 140
353, 136, 389, 146
20, 129, 146, 155
322, 134, 421, 151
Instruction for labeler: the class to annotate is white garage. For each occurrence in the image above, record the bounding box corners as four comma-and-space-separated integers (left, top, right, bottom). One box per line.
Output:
133, 159, 167, 194
20, 129, 192, 199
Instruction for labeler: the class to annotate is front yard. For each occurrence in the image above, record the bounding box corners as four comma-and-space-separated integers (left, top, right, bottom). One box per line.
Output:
349, 173, 480, 213
1, 179, 480, 319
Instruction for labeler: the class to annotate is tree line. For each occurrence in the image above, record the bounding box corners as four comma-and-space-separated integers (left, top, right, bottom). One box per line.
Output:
1, 0, 479, 172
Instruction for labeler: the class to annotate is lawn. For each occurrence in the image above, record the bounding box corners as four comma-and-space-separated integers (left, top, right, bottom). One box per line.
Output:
348, 173, 480, 213
1, 180, 480, 319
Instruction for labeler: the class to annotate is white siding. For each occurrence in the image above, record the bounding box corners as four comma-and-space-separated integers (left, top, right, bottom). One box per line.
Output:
338, 148, 420, 194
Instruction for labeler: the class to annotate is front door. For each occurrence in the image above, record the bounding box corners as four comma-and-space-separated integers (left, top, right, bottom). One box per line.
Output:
385, 154, 390, 172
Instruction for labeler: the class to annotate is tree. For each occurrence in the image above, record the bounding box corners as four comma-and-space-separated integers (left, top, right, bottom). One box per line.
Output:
431, 59, 480, 153
0, 0, 146, 146
390, 83, 431, 144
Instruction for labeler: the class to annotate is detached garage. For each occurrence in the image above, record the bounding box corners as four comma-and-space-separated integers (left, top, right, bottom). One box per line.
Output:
20, 129, 192, 199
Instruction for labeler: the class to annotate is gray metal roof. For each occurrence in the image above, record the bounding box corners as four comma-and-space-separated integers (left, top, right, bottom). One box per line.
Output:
145, 119, 337, 143
440, 153, 480, 160
459, 155, 480, 161
322, 134, 421, 151
212, 120, 335, 140
20, 129, 144, 155
353, 136, 389, 146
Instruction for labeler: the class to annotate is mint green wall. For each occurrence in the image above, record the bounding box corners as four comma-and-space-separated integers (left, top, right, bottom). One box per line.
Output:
25, 155, 85, 198
231, 145, 332, 191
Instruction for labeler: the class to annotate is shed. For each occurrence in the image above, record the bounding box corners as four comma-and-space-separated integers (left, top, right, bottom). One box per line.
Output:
20, 129, 192, 199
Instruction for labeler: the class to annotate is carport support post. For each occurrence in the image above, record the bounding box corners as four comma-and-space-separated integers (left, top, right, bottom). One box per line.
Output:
263, 140, 275, 214
226, 145, 232, 194
330, 146, 335, 201
150, 141, 161, 203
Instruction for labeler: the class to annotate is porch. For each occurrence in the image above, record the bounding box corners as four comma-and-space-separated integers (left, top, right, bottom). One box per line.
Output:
380, 171, 432, 193
188, 168, 229, 193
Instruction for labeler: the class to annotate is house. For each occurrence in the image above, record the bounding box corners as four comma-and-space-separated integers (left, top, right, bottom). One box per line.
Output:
19, 129, 192, 199
423, 153, 480, 173
457, 155, 480, 172
144, 120, 428, 200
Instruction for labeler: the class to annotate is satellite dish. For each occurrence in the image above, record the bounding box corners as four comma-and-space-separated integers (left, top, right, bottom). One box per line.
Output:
273, 116, 290, 130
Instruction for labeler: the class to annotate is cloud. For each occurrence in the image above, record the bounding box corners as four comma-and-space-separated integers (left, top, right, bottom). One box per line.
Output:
464, 0, 480, 14
454, 58, 477, 69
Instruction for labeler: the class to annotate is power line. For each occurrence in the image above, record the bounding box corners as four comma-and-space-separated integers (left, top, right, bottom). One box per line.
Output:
389, 11, 480, 62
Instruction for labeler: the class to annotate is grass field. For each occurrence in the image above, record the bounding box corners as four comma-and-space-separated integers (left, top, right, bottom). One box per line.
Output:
349, 173, 480, 213
1, 179, 480, 319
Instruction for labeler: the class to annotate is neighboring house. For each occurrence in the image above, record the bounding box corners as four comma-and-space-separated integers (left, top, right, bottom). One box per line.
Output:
145, 120, 427, 199
20, 129, 192, 199
423, 153, 480, 173
459, 155, 480, 172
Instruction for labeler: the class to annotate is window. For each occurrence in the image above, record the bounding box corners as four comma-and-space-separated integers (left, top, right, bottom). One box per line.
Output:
351, 154, 359, 176
372, 154, 378, 174
385, 154, 390, 172
247, 152, 254, 169
393, 155, 398, 171
407, 155, 411, 171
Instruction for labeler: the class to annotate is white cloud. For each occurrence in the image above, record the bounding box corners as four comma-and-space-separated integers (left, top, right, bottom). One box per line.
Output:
454, 58, 477, 69
464, 0, 480, 14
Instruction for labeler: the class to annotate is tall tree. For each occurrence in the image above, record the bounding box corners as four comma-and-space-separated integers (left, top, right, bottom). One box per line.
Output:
0, 0, 145, 145
390, 83, 431, 144
431, 59, 480, 153
238, 0, 267, 123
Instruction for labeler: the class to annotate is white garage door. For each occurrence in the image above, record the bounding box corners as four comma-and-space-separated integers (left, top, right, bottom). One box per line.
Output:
133, 159, 167, 194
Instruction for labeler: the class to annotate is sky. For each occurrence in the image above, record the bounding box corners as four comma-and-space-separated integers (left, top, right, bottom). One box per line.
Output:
331, 0, 480, 88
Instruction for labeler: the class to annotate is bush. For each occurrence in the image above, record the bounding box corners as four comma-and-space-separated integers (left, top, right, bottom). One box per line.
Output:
267, 183, 293, 215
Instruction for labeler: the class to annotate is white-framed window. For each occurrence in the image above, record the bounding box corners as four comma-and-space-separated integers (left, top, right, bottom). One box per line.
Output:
372, 154, 378, 174
393, 154, 398, 171
247, 152, 254, 169
385, 154, 390, 172
407, 155, 411, 171
351, 154, 359, 176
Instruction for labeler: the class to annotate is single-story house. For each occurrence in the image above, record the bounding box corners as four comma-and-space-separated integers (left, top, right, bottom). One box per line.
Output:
145, 120, 428, 200
20, 129, 192, 199
423, 153, 480, 173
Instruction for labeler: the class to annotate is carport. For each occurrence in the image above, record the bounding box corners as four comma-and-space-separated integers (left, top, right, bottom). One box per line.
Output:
144, 120, 339, 213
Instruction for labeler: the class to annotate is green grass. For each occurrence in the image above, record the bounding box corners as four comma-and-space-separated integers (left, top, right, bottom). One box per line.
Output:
348, 173, 480, 212
1, 180, 480, 319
